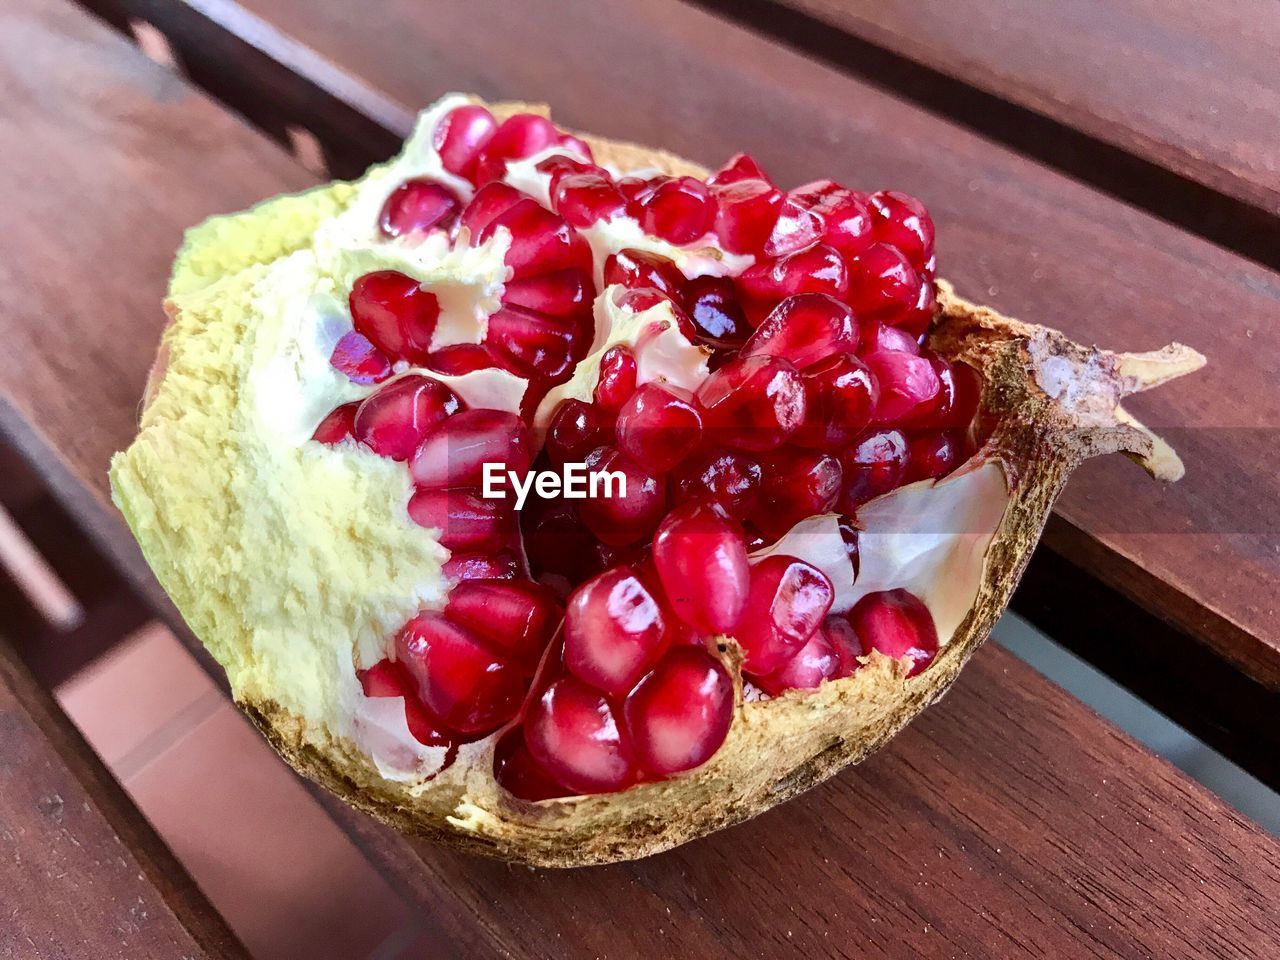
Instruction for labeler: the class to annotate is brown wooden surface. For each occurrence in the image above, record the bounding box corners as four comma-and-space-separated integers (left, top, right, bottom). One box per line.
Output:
88, 0, 1280, 690
0, 634, 248, 958
2, 1, 1279, 956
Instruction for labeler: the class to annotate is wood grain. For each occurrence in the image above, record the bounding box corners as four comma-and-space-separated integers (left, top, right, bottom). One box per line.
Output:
0, 635, 247, 958
83, 0, 1280, 688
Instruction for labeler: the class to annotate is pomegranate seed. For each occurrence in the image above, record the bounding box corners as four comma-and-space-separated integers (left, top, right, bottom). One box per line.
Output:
846, 243, 924, 319
524, 676, 635, 793
696, 354, 807, 452
792, 353, 878, 449
358, 660, 452, 747
683, 275, 749, 349
908, 355, 981, 430
616, 383, 703, 472
421, 343, 511, 377
837, 517, 861, 579
861, 321, 921, 356
349, 271, 440, 364
486, 305, 581, 382
552, 168, 626, 227
546, 399, 612, 466
671, 448, 762, 520
741, 292, 858, 370
565, 567, 667, 697
352, 375, 462, 461
558, 133, 594, 161
734, 555, 835, 677
409, 409, 532, 489
898, 276, 939, 338
479, 199, 592, 279
459, 182, 524, 239
378, 178, 461, 238
578, 446, 667, 546
823, 614, 865, 679
441, 551, 520, 582
905, 430, 966, 482
503, 270, 590, 317
754, 626, 839, 695
845, 589, 938, 676
711, 178, 784, 254
789, 180, 875, 258
536, 153, 593, 190
433, 104, 498, 181
396, 613, 523, 734
652, 501, 750, 635
329, 331, 392, 385
593, 345, 639, 413
522, 498, 602, 588
407, 488, 512, 552
603, 249, 686, 301
639, 176, 716, 245
839, 429, 911, 510
312, 402, 359, 444
445, 579, 560, 671
869, 190, 935, 270
864, 350, 942, 423
755, 448, 843, 539
617, 175, 666, 213
494, 731, 570, 801
471, 113, 560, 185
763, 197, 823, 257
707, 153, 770, 186
624, 646, 734, 776
737, 244, 850, 316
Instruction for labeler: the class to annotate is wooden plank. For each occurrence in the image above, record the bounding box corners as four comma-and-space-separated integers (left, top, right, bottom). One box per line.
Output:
0, 635, 248, 958
78, 0, 1280, 692
3, 0, 1280, 955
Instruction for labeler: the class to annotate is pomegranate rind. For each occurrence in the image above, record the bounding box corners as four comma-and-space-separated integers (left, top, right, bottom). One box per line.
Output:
110, 97, 1203, 867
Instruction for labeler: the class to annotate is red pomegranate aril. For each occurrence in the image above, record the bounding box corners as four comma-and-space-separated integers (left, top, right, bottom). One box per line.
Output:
445, 579, 560, 671
379, 178, 462, 238
683, 275, 749, 349
764, 196, 824, 257
712, 178, 784, 254
624, 646, 734, 776
822, 615, 865, 678
358, 660, 452, 747
909, 356, 981, 430
565, 566, 667, 697
845, 589, 938, 676
349, 271, 441, 364
671, 447, 762, 520
617, 175, 665, 212
707, 153, 770, 186
639, 176, 716, 245
737, 244, 850, 315
330, 331, 392, 385
846, 243, 924, 319
616, 383, 703, 472
459, 181, 524, 239
312, 402, 359, 445
558, 133, 593, 161
494, 731, 571, 801
470, 113, 561, 185
792, 353, 878, 449
898, 275, 939, 339
479, 199, 592, 279
522, 498, 602, 588
407, 488, 512, 552
864, 350, 942, 423
353, 375, 462, 461
735, 555, 835, 677
578, 446, 667, 546
441, 550, 520, 582
433, 104, 498, 180
652, 501, 750, 635
741, 292, 859, 370
553, 168, 627, 227
754, 626, 839, 695
502, 270, 590, 317
593, 345, 639, 413
789, 180, 875, 258
839, 428, 911, 510
695, 354, 807, 452
861, 320, 921, 356
755, 448, 843, 539
409, 408, 532, 489
869, 190, 935, 270
422, 343, 512, 377
524, 676, 635, 794
603, 249, 686, 301
486, 305, 580, 382
546, 399, 612, 466
905, 430, 966, 482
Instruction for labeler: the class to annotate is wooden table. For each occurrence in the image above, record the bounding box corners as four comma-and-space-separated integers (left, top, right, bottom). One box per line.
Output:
2, 0, 1278, 956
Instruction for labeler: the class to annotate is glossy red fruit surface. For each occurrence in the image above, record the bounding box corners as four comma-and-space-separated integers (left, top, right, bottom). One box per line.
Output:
553, 168, 627, 227
869, 190, 935, 271
734, 555, 835, 677
433, 104, 498, 180
471, 113, 560, 185
312, 402, 359, 445
755, 448, 843, 539
684, 275, 750, 349
838, 428, 911, 510
788, 180, 875, 258
444, 579, 560, 672
593, 345, 639, 413
741, 292, 859, 370
671, 448, 762, 520
577, 447, 667, 546
652, 501, 751, 635
603, 248, 686, 301
754, 626, 839, 695
358, 660, 452, 748
494, 731, 570, 801
639, 176, 716, 245
864, 350, 942, 424
441, 551, 520, 582
349, 271, 441, 365
792, 353, 878, 449
695, 354, 807, 452
524, 676, 635, 794
546, 398, 612, 467
564, 566, 667, 697
352, 375, 462, 461
379, 178, 462, 238
330, 331, 392, 385
624, 647, 734, 775
737, 244, 849, 314
409, 409, 532, 489
845, 589, 939, 676
615, 383, 703, 472
711, 178, 784, 254
407, 488, 513, 552
904, 430, 966, 482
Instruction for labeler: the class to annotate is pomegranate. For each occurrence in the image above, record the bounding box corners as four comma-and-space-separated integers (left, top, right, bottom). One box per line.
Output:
114, 95, 1202, 866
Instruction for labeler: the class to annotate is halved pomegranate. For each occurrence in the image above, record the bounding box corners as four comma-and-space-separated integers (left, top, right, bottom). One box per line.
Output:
115, 95, 1202, 866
